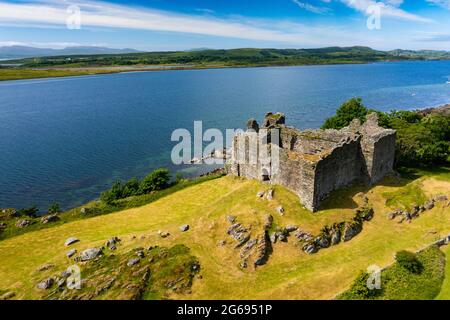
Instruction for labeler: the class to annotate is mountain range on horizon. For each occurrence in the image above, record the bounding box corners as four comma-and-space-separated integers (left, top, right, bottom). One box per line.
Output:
0, 45, 142, 60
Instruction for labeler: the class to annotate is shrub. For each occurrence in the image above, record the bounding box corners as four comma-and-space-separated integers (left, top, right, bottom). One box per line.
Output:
139, 168, 171, 194
100, 181, 123, 204
122, 178, 140, 197
48, 202, 60, 214
18, 206, 39, 217
395, 250, 423, 274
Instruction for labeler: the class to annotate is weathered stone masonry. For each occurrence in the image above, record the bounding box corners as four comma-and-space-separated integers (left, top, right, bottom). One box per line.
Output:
228, 112, 396, 212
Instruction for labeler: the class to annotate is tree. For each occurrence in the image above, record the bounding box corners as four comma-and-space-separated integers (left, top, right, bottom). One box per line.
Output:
122, 177, 140, 197
48, 202, 61, 214
322, 98, 368, 129
100, 180, 123, 204
139, 168, 171, 194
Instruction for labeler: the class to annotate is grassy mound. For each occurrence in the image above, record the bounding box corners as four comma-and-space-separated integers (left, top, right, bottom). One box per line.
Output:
339, 245, 446, 300
40, 244, 199, 300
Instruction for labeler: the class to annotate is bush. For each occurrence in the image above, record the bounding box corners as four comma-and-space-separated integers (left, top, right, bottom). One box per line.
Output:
100, 169, 172, 204
18, 206, 39, 217
48, 202, 60, 214
339, 271, 380, 300
100, 181, 123, 204
139, 168, 171, 194
321, 98, 368, 129
395, 250, 423, 274
122, 178, 140, 197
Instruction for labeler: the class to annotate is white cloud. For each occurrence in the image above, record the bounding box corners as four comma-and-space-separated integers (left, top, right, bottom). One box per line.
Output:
341, 0, 433, 22
426, 0, 450, 9
0, 0, 316, 43
292, 0, 332, 14
0, 0, 444, 50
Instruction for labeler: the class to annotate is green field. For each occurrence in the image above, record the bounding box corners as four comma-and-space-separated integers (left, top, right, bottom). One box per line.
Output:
0, 68, 118, 81
0, 167, 449, 300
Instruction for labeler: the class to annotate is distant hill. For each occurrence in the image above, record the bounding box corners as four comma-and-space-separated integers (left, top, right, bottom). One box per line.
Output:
0, 45, 141, 60
2, 46, 449, 69
388, 49, 450, 60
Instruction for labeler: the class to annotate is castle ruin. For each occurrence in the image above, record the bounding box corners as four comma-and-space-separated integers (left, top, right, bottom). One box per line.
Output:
229, 112, 396, 212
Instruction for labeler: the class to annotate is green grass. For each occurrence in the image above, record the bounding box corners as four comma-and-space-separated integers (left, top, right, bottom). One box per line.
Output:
0, 68, 116, 81
436, 245, 450, 300
0, 173, 224, 241
382, 182, 428, 211
0, 166, 449, 300
339, 245, 446, 300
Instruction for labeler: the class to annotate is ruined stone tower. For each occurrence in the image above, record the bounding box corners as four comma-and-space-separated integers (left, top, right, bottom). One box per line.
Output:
229, 112, 396, 212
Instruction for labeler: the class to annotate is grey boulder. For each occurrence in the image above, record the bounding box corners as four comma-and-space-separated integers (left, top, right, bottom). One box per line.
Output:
179, 224, 189, 232
80, 248, 102, 261
37, 278, 54, 290
64, 237, 79, 246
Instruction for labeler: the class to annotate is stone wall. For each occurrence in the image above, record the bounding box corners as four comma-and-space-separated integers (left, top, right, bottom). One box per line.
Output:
313, 136, 366, 210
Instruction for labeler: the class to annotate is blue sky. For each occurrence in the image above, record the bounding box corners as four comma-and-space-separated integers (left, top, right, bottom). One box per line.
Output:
0, 0, 449, 51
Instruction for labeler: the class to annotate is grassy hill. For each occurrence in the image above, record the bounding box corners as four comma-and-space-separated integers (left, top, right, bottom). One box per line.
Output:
0, 167, 449, 300
2, 46, 448, 81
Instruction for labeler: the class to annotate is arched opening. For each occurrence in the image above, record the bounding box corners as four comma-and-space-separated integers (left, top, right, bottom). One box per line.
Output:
261, 168, 270, 181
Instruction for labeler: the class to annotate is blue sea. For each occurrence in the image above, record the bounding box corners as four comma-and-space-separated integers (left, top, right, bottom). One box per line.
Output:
0, 61, 449, 211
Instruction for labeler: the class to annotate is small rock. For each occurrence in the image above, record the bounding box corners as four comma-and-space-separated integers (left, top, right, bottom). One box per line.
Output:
37, 278, 54, 290
303, 243, 318, 255
424, 201, 435, 210
217, 240, 226, 246
294, 229, 314, 242
277, 233, 287, 242
110, 245, 117, 251
256, 191, 265, 198
40, 214, 60, 224
285, 225, 298, 233
343, 221, 362, 242
61, 270, 71, 278
36, 263, 55, 272
331, 230, 341, 245
179, 224, 189, 232
158, 231, 170, 238
105, 236, 120, 248
227, 215, 236, 223
64, 237, 79, 247
15, 219, 32, 228
266, 189, 274, 200
80, 207, 88, 214
315, 235, 330, 248
66, 249, 77, 258
136, 251, 145, 258
434, 195, 448, 202
80, 248, 102, 261
127, 258, 140, 267
276, 206, 285, 215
